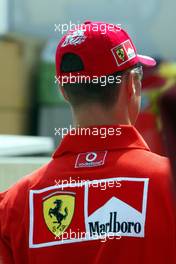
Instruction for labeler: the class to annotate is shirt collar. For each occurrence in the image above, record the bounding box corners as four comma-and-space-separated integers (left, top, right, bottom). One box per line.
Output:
52, 125, 150, 158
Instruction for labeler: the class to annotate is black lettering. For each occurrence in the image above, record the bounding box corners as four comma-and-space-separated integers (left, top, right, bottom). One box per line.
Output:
99, 224, 106, 235
109, 212, 113, 232
134, 222, 141, 233
89, 221, 100, 236
127, 222, 134, 233
121, 222, 128, 233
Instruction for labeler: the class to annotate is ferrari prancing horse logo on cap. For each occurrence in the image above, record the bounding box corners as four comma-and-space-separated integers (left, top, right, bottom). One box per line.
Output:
116, 48, 125, 61
43, 193, 75, 238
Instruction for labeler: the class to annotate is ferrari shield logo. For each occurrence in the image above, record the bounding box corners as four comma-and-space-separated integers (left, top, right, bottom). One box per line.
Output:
116, 47, 125, 61
43, 193, 75, 238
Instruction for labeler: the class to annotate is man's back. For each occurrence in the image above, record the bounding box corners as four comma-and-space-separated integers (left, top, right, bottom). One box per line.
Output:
0, 125, 176, 264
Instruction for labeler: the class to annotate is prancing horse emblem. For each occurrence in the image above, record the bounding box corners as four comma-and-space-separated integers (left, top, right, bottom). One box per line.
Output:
116, 47, 125, 61
43, 193, 75, 237
49, 199, 68, 229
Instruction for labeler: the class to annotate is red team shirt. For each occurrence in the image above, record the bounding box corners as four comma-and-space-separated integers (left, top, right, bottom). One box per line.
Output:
0, 125, 176, 264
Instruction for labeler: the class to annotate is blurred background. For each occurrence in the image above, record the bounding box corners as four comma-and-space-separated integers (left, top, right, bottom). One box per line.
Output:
0, 0, 176, 191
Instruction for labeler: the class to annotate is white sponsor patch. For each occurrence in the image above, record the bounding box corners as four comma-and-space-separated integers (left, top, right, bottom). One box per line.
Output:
111, 39, 136, 66
75, 151, 107, 168
29, 177, 149, 248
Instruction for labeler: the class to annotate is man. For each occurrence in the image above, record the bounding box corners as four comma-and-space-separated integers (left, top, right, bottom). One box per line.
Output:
0, 21, 176, 264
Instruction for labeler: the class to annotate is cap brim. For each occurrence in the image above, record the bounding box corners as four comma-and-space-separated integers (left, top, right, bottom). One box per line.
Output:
137, 54, 156, 67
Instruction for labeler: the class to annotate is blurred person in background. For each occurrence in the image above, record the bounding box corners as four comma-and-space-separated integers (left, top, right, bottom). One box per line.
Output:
0, 21, 176, 264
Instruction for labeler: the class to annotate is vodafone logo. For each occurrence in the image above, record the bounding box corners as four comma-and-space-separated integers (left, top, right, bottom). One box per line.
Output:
75, 151, 107, 168
85, 152, 97, 162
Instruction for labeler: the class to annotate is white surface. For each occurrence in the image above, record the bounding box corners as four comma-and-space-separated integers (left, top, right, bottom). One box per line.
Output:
0, 157, 51, 191
0, 135, 54, 156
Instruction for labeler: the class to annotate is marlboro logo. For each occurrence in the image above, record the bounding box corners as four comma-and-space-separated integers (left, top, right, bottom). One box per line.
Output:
29, 177, 149, 248
89, 212, 141, 236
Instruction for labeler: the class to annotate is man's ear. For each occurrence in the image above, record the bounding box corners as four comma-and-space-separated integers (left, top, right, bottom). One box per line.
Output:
127, 70, 142, 98
127, 71, 136, 99
60, 86, 69, 101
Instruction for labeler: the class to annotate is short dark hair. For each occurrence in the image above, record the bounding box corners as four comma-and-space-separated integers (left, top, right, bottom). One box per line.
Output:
60, 53, 135, 108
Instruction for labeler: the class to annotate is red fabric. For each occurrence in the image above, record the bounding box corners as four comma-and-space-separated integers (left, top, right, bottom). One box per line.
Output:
0, 125, 176, 264
135, 112, 165, 155
56, 21, 156, 80
142, 75, 166, 90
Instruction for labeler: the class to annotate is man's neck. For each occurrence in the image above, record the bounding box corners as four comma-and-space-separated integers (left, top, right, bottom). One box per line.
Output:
72, 105, 131, 127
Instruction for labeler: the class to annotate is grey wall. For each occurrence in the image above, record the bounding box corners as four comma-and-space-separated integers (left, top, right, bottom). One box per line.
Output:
11, 0, 176, 60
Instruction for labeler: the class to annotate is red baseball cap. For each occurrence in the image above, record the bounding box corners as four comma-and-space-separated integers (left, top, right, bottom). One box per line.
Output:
56, 21, 156, 79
